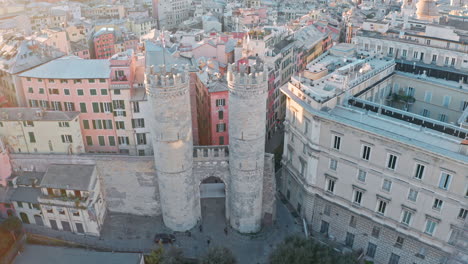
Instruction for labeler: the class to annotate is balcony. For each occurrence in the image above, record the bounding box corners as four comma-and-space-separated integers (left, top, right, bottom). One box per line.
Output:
193, 146, 229, 161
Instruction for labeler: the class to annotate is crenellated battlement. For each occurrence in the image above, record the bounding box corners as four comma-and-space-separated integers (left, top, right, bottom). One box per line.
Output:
145, 64, 190, 98
227, 63, 267, 96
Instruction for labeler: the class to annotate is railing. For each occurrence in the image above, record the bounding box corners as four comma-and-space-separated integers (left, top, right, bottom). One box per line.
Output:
193, 146, 229, 161
38, 195, 89, 208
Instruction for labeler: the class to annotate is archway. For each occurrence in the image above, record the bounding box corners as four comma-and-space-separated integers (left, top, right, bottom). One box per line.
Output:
19, 212, 30, 224
199, 176, 227, 231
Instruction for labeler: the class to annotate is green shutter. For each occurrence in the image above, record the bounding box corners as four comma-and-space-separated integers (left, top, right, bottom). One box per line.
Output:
92, 103, 99, 113
109, 136, 115, 146
83, 120, 89, 129
80, 103, 87, 113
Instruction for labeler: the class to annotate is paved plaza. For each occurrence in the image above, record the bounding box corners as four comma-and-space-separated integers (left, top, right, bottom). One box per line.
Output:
25, 197, 302, 264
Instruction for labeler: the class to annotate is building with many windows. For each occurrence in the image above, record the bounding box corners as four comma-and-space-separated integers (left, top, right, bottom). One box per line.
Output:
280, 48, 467, 264
0, 108, 85, 155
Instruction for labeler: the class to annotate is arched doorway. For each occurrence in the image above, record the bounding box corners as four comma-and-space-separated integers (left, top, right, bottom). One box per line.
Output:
19, 212, 30, 224
199, 176, 227, 230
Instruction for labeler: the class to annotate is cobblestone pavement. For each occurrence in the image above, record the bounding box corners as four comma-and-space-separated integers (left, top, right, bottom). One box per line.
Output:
25, 197, 302, 263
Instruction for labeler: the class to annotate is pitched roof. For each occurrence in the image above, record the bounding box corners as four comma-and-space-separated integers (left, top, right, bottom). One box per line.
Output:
41, 164, 96, 191
19, 56, 111, 79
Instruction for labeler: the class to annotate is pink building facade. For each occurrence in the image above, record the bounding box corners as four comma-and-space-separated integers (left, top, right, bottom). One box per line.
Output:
94, 29, 116, 59
19, 56, 119, 153
0, 140, 12, 187
209, 90, 229, 145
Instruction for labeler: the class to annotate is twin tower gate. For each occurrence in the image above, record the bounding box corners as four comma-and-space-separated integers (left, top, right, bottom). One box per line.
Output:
145, 63, 269, 233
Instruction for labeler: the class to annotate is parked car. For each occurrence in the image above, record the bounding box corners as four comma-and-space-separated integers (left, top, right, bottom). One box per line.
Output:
154, 233, 176, 244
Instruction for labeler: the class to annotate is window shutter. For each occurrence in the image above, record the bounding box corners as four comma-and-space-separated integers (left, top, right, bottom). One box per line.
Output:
132, 119, 135, 128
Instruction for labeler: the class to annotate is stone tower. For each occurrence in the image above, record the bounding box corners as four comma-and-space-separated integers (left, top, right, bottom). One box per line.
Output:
146, 65, 200, 231
227, 62, 268, 233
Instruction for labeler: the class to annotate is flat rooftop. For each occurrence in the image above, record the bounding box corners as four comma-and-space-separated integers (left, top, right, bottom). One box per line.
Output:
0, 108, 80, 121
41, 164, 96, 191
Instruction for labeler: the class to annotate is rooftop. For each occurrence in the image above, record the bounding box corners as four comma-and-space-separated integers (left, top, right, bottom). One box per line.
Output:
9, 187, 41, 203
14, 171, 45, 186
41, 164, 96, 191
0, 108, 80, 122
19, 56, 111, 79
14, 245, 142, 264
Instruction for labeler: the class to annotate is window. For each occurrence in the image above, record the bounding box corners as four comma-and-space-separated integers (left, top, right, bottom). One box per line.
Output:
408, 189, 418, 202
116, 121, 125, 129
60, 79, 68, 84
118, 136, 129, 145
371, 226, 380, 238
73, 211, 80, 217
92, 102, 100, 113
216, 99, 225, 106
28, 87, 33, 93
39, 88, 44, 94
92, 120, 103, 129
389, 253, 400, 264
326, 178, 335, 193
132, 118, 145, 128
100, 102, 112, 113
98, 136, 105, 146
387, 154, 398, 170
323, 204, 331, 216
77, 89, 84, 96
102, 120, 113, 130
291, 110, 297, 124
114, 89, 120, 95
424, 91, 432, 103
74, 79, 82, 84
382, 179, 392, 192
78, 102, 87, 113
49, 88, 59, 95
438, 114, 447, 122
432, 198, 443, 210
58, 122, 69, 127
61, 135, 73, 143
304, 119, 310, 134
100, 79, 106, 83
422, 109, 430, 117
362, 145, 371, 160
353, 189, 363, 205
219, 136, 225, 145
218, 110, 224, 120
28, 132, 36, 143
438, 172, 452, 190
358, 169, 366, 182
300, 159, 307, 176
332, 135, 341, 150
442, 95, 451, 108
108, 136, 116, 146
413, 51, 418, 58
136, 133, 146, 145
86, 136, 93, 146
402, 50, 407, 57
17, 201, 23, 208
90, 89, 97, 95
414, 164, 425, 179
461, 100, 468, 111
366, 243, 377, 258
64, 102, 75, 111
64, 89, 70, 95
388, 47, 394, 55
401, 210, 412, 225
395, 236, 404, 248
89, 79, 95, 83
424, 219, 437, 235
377, 200, 387, 215
349, 215, 356, 227
58, 209, 65, 215
132, 102, 140, 113
329, 159, 337, 171
100, 89, 108, 95
345, 232, 355, 248
216, 123, 226, 132
458, 208, 467, 220
320, 220, 329, 234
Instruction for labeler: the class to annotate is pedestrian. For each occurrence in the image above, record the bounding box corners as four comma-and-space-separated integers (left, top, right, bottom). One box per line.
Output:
224, 227, 228, 235
207, 238, 211, 246
199, 225, 203, 232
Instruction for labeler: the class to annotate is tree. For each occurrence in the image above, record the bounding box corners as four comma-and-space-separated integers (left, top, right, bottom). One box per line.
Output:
201, 247, 237, 264
145, 247, 164, 264
269, 236, 358, 264
161, 247, 186, 264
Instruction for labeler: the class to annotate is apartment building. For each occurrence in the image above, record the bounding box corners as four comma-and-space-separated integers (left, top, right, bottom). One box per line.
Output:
354, 23, 468, 83
152, 0, 193, 30
19, 56, 118, 153
38, 164, 106, 236
0, 108, 85, 155
9, 172, 44, 226
93, 28, 116, 60
279, 49, 467, 264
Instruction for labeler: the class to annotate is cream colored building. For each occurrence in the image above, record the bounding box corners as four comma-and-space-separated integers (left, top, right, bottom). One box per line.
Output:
279, 51, 467, 264
0, 108, 85, 154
